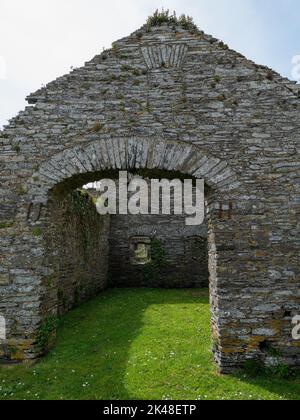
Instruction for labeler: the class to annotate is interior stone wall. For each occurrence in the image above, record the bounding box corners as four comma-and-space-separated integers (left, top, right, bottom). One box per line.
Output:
44, 191, 110, 317
109, 213, 208, 288
86, 176, 209, 289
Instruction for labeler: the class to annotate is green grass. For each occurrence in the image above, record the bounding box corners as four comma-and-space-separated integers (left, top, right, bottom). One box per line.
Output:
0, 289, 299, 400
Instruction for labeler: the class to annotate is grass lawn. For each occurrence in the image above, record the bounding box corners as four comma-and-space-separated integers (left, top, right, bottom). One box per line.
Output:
0, 288, 299, 400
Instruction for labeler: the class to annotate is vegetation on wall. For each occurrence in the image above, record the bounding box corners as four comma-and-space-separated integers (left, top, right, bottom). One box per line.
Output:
69, 190, 99, 261
36, 316, 58, 353
143, 238, 167, 282
32, 227, 42, 237
49, 188, 109, 317
146, 9, 199, 33
0, 221, 15, 229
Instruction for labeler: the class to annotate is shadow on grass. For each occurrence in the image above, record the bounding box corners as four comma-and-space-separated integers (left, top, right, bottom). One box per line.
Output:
230, 369, 300, 401
23, 288, 209, 400
0, 288, 299, 400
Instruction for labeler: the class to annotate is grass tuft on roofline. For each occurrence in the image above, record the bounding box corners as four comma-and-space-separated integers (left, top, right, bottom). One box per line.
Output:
146, 9, 199, 33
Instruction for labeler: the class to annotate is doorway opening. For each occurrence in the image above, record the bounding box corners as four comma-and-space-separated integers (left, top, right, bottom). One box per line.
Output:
44, 169, 209, 316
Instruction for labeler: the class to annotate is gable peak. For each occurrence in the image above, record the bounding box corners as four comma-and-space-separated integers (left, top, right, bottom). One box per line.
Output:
144, 9, 200, 35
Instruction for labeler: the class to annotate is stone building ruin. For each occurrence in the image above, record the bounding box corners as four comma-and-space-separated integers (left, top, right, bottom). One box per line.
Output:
84, 177, 208, 289
0, 13, 299, 372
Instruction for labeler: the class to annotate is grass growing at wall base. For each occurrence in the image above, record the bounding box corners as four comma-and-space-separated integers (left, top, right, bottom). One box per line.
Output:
0, 289, 299, 400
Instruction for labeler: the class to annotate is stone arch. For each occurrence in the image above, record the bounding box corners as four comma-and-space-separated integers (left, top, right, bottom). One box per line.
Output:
13, 135, 243, 372
28, 137, 240, 202
1, 18, 299, 373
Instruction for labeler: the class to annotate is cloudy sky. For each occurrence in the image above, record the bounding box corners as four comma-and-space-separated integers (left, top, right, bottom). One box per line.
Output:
0, 0, 299, 128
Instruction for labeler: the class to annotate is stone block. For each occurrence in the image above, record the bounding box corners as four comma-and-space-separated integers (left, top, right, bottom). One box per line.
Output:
0, 273, 10, 286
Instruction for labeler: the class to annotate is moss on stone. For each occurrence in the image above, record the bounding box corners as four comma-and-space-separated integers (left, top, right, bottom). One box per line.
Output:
17, 186, 27, 196
0, 221, 15, 229
121, 64, 132, 72
132, 80, 141, 86
12, 144, 21, 153
32, 227, 42, 237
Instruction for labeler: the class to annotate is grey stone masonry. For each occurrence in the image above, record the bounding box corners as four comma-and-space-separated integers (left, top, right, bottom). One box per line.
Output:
108, 179, 209, 289
0, 18, 299, 371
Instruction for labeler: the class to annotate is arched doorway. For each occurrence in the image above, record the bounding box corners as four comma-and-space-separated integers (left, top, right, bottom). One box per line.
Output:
1, 17, 298, 371
20, 137, 241, 373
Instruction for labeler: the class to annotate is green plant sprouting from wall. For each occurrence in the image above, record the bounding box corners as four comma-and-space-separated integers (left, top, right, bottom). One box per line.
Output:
261, 341, 283, 358
143, 238, 167, 282
32, 227, 42, 237
146, 9, 199, 33
36, 316, 58, 353
0, 221, 15, 229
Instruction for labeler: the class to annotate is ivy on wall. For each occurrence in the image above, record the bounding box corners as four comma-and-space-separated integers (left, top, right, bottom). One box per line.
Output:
36, 316, 58, 353
143, 238, 167, 282
69, 190, 100, 261
45, 188, 109, 317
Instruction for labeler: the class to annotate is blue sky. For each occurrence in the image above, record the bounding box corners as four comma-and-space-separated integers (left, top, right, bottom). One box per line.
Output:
0, 0, 299, 128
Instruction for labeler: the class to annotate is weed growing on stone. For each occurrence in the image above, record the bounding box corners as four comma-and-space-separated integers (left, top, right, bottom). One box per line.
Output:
36, 316, 58, 353
32, 227, 42, 237
0, 221, 15, 229
146, 9, 199, 34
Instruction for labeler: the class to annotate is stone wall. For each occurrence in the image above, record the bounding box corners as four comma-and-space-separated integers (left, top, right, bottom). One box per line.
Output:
0, 17, 299, 370
91, 175, 209, 289
109, 213, 208, 288
0, 190, 110, 361
44, 191, 110, 316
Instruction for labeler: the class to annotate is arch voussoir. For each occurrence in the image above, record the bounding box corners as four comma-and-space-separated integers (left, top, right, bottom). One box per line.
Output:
31, 137, 239, 197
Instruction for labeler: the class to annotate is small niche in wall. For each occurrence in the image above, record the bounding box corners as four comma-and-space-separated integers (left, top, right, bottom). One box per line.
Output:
130, 237, 151, 265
